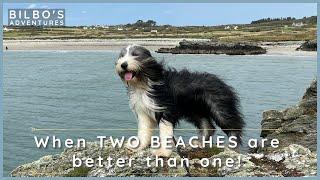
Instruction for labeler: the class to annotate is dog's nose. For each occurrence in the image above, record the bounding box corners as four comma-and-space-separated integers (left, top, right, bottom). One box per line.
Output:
121, 62, 128, 70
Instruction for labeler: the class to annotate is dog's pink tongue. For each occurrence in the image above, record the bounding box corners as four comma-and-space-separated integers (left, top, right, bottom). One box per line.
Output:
124, 72, 133, 81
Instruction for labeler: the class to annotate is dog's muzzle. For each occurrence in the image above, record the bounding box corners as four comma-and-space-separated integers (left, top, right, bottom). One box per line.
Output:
118, 62, 136, 81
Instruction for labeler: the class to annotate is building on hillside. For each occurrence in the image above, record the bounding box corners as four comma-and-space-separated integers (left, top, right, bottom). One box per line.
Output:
4, 26, 14, 31
292, 22, 305, 27
150, 29, 158, 33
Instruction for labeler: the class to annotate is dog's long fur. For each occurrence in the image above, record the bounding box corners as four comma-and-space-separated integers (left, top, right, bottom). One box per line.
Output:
116, 45, 245, 156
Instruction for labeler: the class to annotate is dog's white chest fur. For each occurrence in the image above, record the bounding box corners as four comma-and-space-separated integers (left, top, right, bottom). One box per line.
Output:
129, 89, 159, 119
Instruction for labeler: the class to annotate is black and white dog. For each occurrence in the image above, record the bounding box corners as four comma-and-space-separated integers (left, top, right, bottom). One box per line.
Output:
115, 45, 245, 157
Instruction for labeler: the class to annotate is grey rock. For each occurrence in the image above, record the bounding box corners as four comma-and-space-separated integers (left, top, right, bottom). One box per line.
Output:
260, 80, 317, 152
10, 143, 317, 177
10, 141, 187, 177
156, 40, 267, 55
296, 40, 317, 51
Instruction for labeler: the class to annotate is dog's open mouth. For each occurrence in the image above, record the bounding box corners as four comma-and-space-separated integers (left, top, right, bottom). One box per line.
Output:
124, 71, 136, 81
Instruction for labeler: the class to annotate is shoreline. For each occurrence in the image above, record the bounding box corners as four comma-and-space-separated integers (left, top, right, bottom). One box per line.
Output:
3, 38, 196, 51
3, 39, 317, 56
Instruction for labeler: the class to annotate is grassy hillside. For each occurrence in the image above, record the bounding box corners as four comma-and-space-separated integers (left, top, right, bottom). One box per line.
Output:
4, 16, 316, 42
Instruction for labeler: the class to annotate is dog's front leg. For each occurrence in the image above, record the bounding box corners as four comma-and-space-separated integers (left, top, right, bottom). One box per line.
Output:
152, 119, 174, 157
127, 113, 156, 151
137, 113, 156, 149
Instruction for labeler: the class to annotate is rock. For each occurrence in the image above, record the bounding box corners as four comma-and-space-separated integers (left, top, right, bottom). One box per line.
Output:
269, 144, 317, 176
10, 143, 317, 177
181, 145, 316, 177
296, 40, 317, 51
156, 40, 267, 55
10, 141, 187, 177
249, 144, 317, 176
260, 80, 317, 152
302, 79, 317, 101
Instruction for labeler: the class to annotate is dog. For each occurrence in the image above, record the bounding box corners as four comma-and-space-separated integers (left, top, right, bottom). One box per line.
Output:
115, 45, 245, 157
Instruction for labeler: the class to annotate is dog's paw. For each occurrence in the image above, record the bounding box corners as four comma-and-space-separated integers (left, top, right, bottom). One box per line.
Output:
152, 148, 173, 157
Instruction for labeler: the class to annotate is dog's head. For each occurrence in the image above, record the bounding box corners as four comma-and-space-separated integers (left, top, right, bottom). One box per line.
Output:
115, 45, 163, 87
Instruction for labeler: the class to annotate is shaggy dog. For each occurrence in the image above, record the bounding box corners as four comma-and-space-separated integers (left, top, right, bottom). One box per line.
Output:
115, 45, 245, 157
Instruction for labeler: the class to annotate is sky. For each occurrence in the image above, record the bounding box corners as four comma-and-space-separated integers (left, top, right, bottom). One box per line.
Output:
3, 3, 317, 26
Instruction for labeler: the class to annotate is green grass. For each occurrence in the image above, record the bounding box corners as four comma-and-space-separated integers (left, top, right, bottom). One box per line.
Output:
65, 167, 91, 177
180, 146, 223, 159
4, 22, 316, 42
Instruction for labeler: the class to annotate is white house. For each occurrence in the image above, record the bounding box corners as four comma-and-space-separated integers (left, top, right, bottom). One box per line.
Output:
4, 27, 13, 31
233, 26, 238, 30
224, 26, 230, 30
117, 27, 124, 31
292, 22, 305, 27
150, 29, 158, 33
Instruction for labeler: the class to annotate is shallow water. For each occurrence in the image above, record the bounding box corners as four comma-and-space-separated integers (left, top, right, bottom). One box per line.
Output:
3, 51, 317, 175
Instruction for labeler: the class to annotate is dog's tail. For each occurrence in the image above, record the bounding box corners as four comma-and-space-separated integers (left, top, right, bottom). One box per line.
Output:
205, 93, 245, 146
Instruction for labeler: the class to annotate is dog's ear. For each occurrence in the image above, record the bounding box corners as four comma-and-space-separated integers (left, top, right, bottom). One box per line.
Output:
133, 46, 152, 57
131, 46, 153, 61
141, 47, 152, 57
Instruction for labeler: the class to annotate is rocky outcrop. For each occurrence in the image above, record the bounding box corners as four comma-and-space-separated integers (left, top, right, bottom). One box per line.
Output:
10, 80, 317, 177
260, 80, 317, 152
10, 141, 187, 177
296, 40, 317, 51
156, 40, 267, 55
10, 142, 317, 177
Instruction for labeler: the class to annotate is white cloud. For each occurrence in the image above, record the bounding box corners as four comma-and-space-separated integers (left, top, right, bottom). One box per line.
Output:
81, 10, 87, 14
27, 4, 37, 9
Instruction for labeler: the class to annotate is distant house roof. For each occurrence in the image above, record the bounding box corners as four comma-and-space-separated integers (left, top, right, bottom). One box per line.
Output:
292, 22, 305, 27
4, 27, 13, 31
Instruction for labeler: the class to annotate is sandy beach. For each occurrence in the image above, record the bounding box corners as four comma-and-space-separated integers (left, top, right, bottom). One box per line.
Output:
3, 39, 317, 56
3, 38, 196, 51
